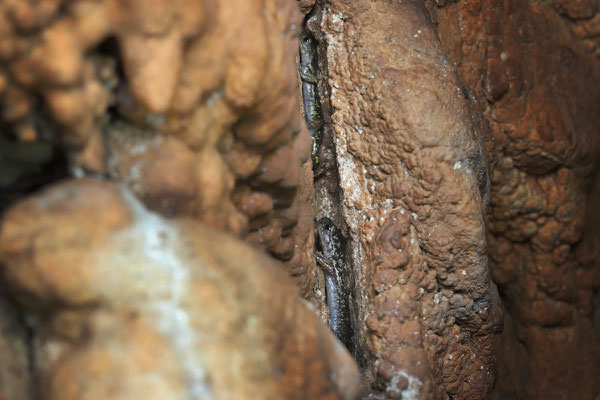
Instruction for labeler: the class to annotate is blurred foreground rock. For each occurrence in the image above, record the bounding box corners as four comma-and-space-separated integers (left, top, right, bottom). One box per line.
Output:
0, 295, 31, 400
0, 0, 319, 304
0, 179, 359, 400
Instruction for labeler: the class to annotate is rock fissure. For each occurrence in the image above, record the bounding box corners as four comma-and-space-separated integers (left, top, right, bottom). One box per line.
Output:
300, 4, 358, 355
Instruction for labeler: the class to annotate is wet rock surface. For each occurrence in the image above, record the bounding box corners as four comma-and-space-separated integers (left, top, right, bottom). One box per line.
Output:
0, 179, 360, 400
426, 0, 600, 398
309, 1, 502, 398
0, 0, 598, 399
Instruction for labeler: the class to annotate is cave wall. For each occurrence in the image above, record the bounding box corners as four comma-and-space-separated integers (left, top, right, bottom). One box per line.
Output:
0, 0, 320, 300
0, 0, 598, 399
309, 1, 502, 398
426, 0, 600, 398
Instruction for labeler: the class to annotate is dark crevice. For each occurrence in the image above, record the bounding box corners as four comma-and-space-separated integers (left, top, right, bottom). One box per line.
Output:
300, 3, 359, 359
0, 139, 69, 213
0, 280, 40, 400
25, 319, 40, 400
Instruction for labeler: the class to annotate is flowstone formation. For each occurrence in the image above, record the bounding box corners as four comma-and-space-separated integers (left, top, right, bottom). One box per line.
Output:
0, 0, 598, 399
307, 1, 502, 398
0, 0, 355, 399
426, 0, 600, 398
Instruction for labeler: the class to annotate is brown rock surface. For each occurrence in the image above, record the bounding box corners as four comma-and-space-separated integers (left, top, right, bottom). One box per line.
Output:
0, 0, 318, 303
311, 1, 502, 398
0, 179, 360, 400
1, 0, 598, 398
426, 0, 600, 398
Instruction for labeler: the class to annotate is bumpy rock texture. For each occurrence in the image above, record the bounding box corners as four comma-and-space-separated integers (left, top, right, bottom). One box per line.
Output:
1, 0, 598, 399
426, 1, 600, 398
311, 1, 502, 398
0, 0, 340, 398
0, 0, 318, 300
0, 179, 360, 400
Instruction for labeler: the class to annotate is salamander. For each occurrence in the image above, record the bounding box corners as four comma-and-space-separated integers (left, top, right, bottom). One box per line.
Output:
314, 217, 352, 350
298, 30, 323, 166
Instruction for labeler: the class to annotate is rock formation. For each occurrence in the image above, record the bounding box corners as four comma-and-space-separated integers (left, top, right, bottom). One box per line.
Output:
426, 1, 600, 398
0, 179, 359, 400
0, 0, 597, 399
309, 1, 501, 398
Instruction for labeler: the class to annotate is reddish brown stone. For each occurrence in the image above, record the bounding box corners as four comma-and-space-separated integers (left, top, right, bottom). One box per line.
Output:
2, 0, 596, 398
0, 179, 132, 307
312, 1, 502, 398
106, 131, 199, 218
427, 0, 600, 398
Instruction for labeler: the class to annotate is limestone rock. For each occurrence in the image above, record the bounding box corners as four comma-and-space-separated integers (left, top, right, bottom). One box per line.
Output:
0, 179, 360, 400
0, 0, 319, 307
312, 1, 501, 398
427, 0, 600, 398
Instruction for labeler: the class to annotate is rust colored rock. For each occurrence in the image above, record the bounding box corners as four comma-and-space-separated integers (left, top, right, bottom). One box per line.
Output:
312, 1, 501, 398
162, 0, 314, 294
26, 20, 84, 87
44, 310, 190, 400
0, 179, 360, 400
427, 0, 600, 399
8, 0, 598, 398
118, 32, 182, 113
297, 0, 316, 14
